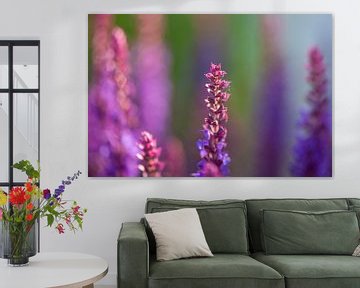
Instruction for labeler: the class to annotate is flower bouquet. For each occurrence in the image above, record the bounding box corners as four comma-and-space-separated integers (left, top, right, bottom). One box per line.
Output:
0, 160, 87, 266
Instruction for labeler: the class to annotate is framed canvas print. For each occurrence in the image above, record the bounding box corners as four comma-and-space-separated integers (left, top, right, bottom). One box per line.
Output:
88, 14, 332, 177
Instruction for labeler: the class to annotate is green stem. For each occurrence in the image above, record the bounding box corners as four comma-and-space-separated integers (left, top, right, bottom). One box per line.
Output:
8, 222, 31, 259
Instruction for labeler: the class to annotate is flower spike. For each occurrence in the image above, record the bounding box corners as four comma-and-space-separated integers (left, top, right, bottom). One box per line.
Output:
290, 47, 332, 176
194, 63, 231, 177
137, 131, 164, 177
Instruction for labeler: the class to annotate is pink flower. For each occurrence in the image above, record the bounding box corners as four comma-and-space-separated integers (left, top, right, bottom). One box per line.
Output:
56, 223, 65, 234
65, 214, 71, 225
0, 208, 3, 220
137, 131, 164, 177
72, 205, 81, 216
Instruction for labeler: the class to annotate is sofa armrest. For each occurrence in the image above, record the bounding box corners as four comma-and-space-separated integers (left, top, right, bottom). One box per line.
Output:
118, 222, 149, 288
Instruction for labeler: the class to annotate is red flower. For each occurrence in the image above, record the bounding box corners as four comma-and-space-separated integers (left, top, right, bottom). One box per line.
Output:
9, 187, 26, 205
26, 214, 33, 221
56, 223, 65, 234
24, 193, 31, 201
25, 182, 33, 192
26, 203, 34, 210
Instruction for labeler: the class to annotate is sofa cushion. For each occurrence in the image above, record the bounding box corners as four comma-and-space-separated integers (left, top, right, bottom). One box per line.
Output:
145, 208, 213, 261
347, 199, 360, 228
348, 204, 360, 228
261, 209, 359, 255
253, 252, 360, 288
347, 198, 360, 207
149, 254, 284, 288
246, 198, 349, 252
146, 198, 248, 254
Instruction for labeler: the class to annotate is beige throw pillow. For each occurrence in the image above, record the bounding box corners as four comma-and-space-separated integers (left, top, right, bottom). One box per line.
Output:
353, 244, 360, 256
145, 208, 213, 261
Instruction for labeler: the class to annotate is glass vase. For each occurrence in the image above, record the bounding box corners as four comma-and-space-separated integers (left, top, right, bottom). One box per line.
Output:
0, 220, 37, 266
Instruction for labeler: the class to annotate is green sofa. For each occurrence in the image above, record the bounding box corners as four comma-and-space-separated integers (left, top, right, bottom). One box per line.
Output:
118, 198, 360, 288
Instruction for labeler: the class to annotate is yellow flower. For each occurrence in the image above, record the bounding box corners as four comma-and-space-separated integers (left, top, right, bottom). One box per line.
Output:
0, 190, 7, 206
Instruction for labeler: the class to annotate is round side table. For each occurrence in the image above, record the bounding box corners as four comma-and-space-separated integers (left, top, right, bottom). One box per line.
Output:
0, 252, 108, 288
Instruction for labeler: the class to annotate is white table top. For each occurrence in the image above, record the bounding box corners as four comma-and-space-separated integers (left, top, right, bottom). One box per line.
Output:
0, 252, 108, 288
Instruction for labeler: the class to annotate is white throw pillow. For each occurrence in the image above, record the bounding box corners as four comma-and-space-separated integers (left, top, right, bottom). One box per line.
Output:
145, 208, 213, 261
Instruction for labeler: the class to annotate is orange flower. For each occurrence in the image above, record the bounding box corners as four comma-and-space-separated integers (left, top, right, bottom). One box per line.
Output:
24, 193, 31, 200
26, 214, 33, 221
26, 203, 34, 210
25, 182, 33, 192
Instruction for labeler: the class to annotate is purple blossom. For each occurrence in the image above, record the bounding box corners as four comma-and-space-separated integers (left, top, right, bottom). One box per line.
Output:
54, 171, 82, 199
137, 131, 164, 177
43, 189, 51, 200
111, 28, 139, 130
135, 15, 172, 143
193, 63, 231, 177
88, 25, 139, 177
194, 162, 222, 177
291, 47, 332, 177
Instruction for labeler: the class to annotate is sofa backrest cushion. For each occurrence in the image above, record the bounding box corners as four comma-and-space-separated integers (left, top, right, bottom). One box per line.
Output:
246, 198, 349, 252
261, 209, 359, 255
347, 199, 360, 228
348, 198, 360, 207
145, 198, 249, 254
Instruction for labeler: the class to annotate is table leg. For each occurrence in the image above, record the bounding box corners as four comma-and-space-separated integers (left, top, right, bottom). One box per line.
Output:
82, 284, 94, 288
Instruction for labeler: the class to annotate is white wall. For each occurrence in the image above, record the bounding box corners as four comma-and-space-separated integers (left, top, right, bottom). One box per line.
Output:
1, 0, 360, 286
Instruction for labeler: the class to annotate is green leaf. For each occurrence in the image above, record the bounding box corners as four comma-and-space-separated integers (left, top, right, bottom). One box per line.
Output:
12, 160, 40, 180
47, 214, 54, 227
75, 216, 83, 230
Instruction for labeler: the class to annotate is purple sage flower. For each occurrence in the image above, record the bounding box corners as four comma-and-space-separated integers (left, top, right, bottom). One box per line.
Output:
88, 26, 139, 177
137, 131, 164, 177
194, 162, 222, 177
111, 28, 139, 130
193, 63, 231, 177
290, 47, 332, 177
54, 171, 82, 200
